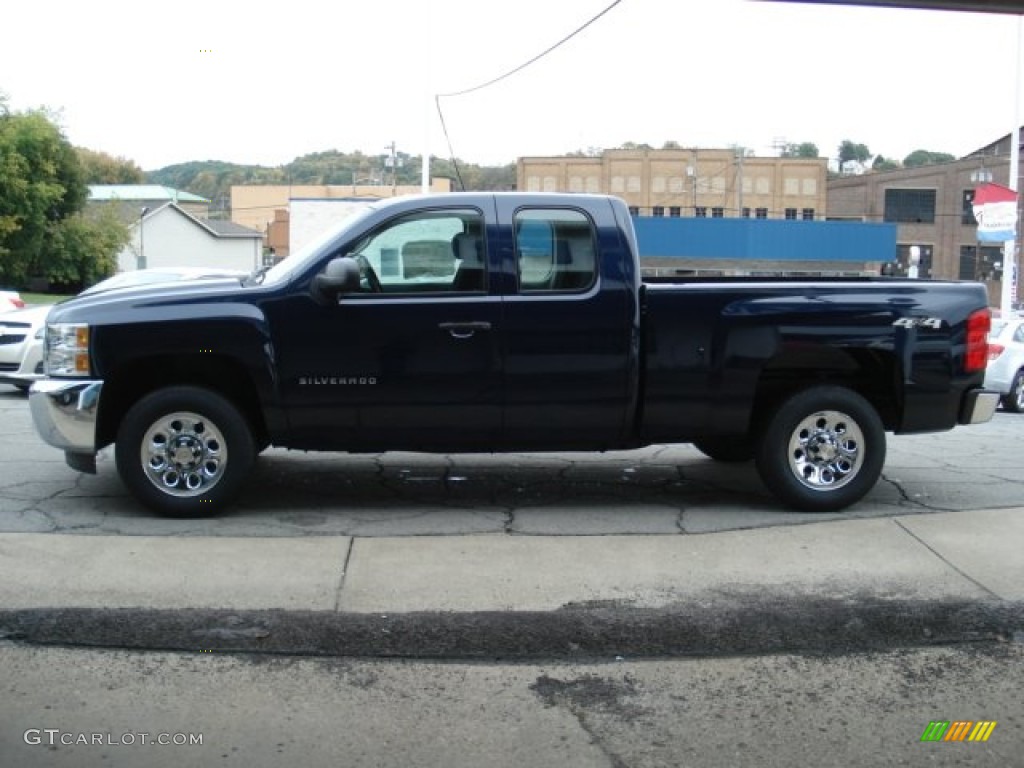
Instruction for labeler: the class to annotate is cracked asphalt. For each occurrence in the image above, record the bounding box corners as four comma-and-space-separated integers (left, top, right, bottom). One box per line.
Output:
2, 386, 1022, 538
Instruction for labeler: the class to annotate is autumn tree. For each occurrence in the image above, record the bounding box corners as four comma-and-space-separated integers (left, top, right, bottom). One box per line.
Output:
76, 147, 144, 184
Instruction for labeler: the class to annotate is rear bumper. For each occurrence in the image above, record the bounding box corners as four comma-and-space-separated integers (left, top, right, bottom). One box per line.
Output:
28, 378, 103, 456
959, 388, 1000, 425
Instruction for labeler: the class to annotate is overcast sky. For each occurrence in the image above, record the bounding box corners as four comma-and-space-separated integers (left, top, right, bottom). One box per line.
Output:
1, 0, 1021, 171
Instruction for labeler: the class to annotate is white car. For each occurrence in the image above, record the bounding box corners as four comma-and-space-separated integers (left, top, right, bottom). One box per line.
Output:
0, 290, 26, 313
985, 316, 1024, 413
1, 268, 246, 393
0, 304, 50, 391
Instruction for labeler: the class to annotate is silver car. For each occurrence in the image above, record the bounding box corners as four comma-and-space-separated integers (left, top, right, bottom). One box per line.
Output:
985, 316, 1024, 413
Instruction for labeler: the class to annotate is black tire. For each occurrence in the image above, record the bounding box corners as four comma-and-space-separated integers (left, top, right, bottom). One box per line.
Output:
755, 386, 885, 513
692, 438, 753, 463
115, 386, 255, 517
1002, 370, 1024, 413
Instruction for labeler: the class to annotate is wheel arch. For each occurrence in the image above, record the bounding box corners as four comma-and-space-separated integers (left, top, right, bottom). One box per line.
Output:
97, 354, 268, 450
750, 344, 901, 433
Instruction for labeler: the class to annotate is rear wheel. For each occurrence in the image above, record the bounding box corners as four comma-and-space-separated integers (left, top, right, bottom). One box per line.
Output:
755, 386, 885, 512
115, 386, 255, 517
1002, 370, 1024, 413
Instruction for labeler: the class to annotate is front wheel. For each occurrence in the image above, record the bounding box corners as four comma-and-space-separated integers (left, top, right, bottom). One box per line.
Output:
1002, 370, 1024, 413
115, 386, 255, 517
755, 386, 885, 513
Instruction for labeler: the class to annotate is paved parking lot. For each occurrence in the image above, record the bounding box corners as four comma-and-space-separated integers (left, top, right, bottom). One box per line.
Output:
1, 384, 1022, 537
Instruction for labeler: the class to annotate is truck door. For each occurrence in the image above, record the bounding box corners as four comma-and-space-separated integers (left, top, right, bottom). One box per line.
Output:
495, 200, 634, 449
274, 204, 502, 451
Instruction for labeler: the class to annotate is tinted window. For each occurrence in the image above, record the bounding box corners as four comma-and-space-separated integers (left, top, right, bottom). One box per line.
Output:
514, 209, 597, 293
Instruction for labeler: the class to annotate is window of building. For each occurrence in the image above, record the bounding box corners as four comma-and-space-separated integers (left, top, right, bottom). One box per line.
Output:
628, 206, 639, 216
784, 178, 800, 195
711, 207, 724, 218
669, 206, 681, 218
527, 177, 541, 192
568, 176, 584, 193
962, 189, 978, 225
755, 208, 768, 219
802, 178, 817, 196
695, 207, 708, 218
785, 208, 797, 220
958, 244, 1004, 281
543, 177, 557, 193
669, 177, 684, 193
652, 176, 666, 193
884, 189, 936, 223
611, 176, 625, 193
802, 208, 815, 220
742, 208, 751, 218
653, 206, 665, 217
898, 243, 934, 279
627, 176, 642, 193
585, 176, 600, 193
756, 177, 771, 195
514, 208, 597, 293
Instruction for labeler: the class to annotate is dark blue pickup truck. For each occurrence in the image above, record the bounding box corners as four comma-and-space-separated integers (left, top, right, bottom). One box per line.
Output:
29, 193, 998, 515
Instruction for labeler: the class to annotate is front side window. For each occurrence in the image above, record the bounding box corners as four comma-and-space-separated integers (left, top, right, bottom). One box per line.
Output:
347, 208, 486, 293
514, 208, 598, 293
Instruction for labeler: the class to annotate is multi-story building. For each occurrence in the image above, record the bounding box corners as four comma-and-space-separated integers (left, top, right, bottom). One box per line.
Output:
827, 131, 1021, 302
517, 148, 827, 221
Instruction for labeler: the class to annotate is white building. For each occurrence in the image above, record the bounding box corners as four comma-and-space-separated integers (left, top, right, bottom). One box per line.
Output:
118, 203, 263, 274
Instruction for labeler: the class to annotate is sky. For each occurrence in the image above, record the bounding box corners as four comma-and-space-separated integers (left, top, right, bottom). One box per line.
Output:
1, 0, 1022, 172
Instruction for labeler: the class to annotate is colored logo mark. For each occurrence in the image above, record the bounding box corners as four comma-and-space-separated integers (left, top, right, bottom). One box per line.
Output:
921, 721, 997, 743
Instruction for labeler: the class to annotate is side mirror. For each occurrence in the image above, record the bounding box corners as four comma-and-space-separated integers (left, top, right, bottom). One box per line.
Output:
312, 257, 360, 304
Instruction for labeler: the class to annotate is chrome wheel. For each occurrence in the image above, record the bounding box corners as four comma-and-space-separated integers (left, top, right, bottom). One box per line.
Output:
786, 409, 864, 492
141, 411, 227, 497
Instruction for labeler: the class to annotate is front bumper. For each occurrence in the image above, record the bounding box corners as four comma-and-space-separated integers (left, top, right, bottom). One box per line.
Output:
959, 388, 1000, 425
29, 379, 104, 469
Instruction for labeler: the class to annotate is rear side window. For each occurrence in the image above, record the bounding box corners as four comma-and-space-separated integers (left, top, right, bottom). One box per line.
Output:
514, 208, 597, 293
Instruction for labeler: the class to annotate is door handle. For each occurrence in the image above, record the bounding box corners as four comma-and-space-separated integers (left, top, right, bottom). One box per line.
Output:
439, 321, 492, 339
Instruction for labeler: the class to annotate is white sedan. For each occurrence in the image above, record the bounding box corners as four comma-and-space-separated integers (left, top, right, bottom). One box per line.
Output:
985, 316, 1024, 413
0, 304, 50, 391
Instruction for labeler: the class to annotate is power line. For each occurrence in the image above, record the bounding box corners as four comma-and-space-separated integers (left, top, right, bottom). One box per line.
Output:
437, 0, 624, 99
435, 0, 625, 189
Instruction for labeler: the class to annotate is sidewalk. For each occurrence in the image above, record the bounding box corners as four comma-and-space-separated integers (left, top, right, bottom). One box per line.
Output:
1, 508, 1021, 613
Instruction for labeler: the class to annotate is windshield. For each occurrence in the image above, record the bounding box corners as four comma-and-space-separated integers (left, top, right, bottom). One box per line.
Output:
252, 204, 379, 287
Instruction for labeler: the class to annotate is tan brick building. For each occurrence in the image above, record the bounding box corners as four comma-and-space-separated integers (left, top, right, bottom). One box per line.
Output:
517, 148, 827, 221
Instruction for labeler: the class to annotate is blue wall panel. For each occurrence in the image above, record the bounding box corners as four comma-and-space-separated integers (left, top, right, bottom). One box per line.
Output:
632, 218, 897, 263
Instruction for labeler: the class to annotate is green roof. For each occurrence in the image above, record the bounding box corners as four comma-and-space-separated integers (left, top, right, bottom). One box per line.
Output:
89, 185, 210, 203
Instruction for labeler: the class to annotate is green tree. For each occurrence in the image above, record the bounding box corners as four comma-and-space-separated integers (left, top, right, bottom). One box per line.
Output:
0, 102, 126, 287
872, 155, 901, 171
838, 140, 871, 168
903, 149, 956, 168
40, 203, 130, 288
76, 147, 144, 183
781, 142, 819, 158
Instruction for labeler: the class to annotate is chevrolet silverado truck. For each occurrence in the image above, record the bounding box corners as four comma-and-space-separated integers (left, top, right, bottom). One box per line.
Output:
28, 193, 998, 516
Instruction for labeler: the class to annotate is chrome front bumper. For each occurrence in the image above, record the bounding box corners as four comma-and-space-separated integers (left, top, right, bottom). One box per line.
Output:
29, 379, 104, 470
959, 388, 1000, 425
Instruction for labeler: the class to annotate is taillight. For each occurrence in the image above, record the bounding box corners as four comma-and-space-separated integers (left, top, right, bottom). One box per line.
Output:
988, 343, 1005, 361
12, 298, 25, 309
965, 309, 991, 373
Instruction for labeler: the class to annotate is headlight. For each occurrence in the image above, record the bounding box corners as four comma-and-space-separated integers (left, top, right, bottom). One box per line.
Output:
45, 323, 91, 376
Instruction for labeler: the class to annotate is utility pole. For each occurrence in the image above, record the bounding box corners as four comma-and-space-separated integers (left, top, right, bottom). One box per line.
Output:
385, 141, 399, 195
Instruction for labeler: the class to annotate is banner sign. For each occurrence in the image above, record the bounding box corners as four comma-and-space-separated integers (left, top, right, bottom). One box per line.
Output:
972, 182, 1018, 242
